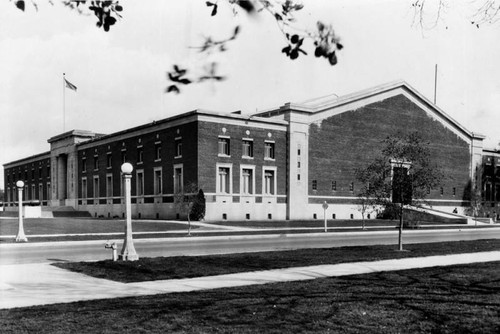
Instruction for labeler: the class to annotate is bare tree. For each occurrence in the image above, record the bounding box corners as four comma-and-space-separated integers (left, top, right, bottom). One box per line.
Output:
354, 174, 376, 230
463, 163, 484, 225
411, 0, 500, 29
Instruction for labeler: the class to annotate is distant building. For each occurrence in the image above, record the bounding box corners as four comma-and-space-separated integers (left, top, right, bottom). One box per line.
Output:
3, 81, 499, 220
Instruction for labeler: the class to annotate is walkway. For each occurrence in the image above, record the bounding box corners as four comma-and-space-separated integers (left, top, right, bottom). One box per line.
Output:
1, 251, 499, 309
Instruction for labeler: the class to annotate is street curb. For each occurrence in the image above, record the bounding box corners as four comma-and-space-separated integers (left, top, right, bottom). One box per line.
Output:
1, 227, 500, 249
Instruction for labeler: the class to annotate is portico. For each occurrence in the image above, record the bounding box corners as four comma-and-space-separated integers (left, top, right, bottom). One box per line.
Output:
47, 130, 98, 208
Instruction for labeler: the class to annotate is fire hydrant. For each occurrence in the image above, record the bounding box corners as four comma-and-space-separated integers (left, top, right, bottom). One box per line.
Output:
104, 242, 118, 261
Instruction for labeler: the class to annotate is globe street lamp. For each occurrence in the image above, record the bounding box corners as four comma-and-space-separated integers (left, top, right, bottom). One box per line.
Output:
15, 180, 28, 242
119, 163, 138, 261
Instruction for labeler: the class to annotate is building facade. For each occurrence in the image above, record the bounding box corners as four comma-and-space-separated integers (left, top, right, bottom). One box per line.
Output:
3, 81, 499, 220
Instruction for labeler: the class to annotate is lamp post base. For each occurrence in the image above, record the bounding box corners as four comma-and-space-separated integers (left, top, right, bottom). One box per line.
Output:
118, 253, 139, 261
15, 234, 28, 242
119, 243, 139, 261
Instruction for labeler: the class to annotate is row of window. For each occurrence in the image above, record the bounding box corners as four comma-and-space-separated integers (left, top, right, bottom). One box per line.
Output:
311, 179, 463, 197
81, 140, 183, 172
6, 165, 51, 183
218, 137, 275, 160
81, 164, 184, 199
5, 182, 51, 203
484, 182, 500, 202
79, 164, 278, 199
217, 164, 277, 195
80, 137, 275, 173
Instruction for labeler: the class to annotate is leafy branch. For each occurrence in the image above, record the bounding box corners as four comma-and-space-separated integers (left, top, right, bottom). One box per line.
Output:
167, 0, 344, 93
166, 62, 225, 94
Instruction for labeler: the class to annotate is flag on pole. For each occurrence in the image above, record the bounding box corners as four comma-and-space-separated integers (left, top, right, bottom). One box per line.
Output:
64, 78, 77, 91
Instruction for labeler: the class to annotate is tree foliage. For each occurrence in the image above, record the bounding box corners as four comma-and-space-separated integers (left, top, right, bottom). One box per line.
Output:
355, 132, 443, 250
174, 183, 206, 235
11, 0, 343, 94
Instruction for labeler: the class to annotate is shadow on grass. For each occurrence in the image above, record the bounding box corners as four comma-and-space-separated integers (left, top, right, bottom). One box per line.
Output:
1, 262, 499, 333
53, 239, 500, 283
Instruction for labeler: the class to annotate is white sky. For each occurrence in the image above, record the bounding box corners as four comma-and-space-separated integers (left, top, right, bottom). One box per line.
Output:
1, 0, 499, 188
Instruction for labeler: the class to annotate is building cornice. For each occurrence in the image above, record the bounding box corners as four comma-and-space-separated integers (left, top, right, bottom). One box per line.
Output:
3, 151, 51, 168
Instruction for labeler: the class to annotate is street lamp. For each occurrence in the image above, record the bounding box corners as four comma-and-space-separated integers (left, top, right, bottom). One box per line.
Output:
15, 180, 28, 242
119, 163, 138, 261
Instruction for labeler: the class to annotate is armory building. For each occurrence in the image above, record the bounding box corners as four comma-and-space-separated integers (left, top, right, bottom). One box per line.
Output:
3, 81, 500, 221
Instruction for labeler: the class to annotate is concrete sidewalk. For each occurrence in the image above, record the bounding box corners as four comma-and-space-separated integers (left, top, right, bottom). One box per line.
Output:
1, 251, 499, 310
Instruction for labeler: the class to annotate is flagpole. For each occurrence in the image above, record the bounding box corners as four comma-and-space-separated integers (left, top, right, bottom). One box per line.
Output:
63, 73, 66, 132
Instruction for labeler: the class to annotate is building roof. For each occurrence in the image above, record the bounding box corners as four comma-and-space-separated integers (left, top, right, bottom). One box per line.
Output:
255, 80, 485, 141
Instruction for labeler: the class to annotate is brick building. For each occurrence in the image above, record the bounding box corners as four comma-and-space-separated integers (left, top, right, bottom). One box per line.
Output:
3, 81, 499, 220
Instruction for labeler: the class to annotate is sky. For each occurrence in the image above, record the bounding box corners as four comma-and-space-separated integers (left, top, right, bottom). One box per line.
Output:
1, 0, 500, 189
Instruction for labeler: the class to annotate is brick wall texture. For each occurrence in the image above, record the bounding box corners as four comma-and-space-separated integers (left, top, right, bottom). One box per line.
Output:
308, 94, 471, 201
197, 121, 287, 195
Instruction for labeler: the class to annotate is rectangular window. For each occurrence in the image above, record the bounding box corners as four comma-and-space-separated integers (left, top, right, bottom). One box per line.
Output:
218, 167, 230, 194
93, 155, 99, 170
484, 182, 492, 201
137, 147, 143, 164
47, 182, 51, 200
264, 170, 275, 195
241, 168, 253, 194
174, 165, 183, 193
106, 174, 113, 198
6, 187, 10, 204
332, 181, 336, 191
265, 142, 275, 160
218, 137, 230, 156
47, 164, 51, 178
312, 179, 317, 191
93, 176, 99, 198
136, 170, 144, 196
81, 178, 87, 199
31, 184, 35, 200
107, 153, 112, 168
39, 184, 43, 200
38, 167, 42, 179
242, 140, 253, 158
155, 143, 161, 161
154, 168, 162, 195
175, 139, 182, 158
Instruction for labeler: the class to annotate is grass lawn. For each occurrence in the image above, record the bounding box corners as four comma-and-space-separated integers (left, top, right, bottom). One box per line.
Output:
0, 218, 197, 235
54, 239, 500, 282
2, 261, 499, 333
2, 217, 491, 243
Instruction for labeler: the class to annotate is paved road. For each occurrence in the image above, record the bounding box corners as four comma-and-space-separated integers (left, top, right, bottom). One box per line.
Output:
1, 227, 500, 265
